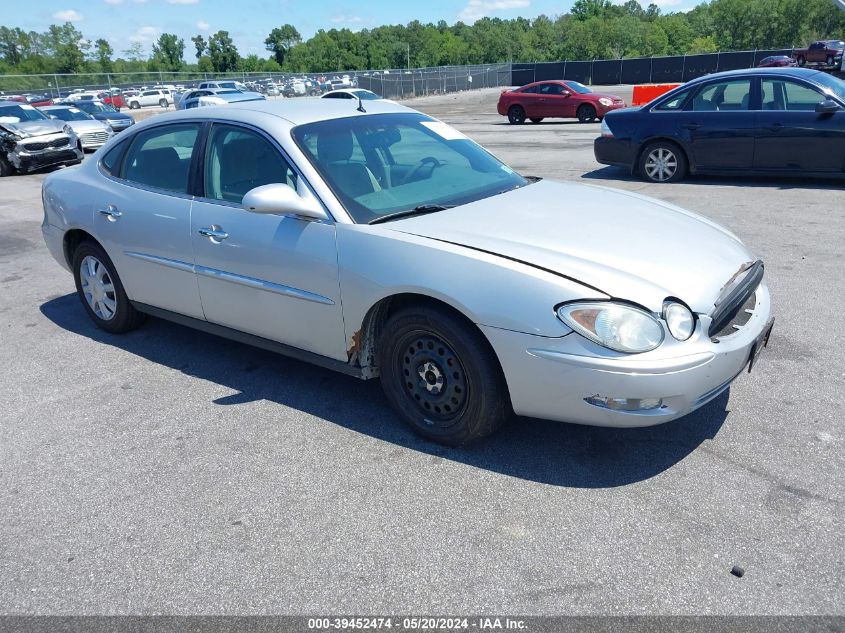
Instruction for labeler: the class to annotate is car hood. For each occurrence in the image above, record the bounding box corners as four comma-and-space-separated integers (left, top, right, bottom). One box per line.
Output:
0, 119, 65, 138
588, 91, 625, 102
67, 119, 108, 132
387, 180, 755, 315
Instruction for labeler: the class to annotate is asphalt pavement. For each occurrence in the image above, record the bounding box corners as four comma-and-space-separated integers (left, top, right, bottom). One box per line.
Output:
0, 87, 843, 615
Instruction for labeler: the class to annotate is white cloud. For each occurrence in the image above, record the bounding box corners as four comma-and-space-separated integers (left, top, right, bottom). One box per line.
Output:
166, 0, 199, 4
52, 9, 83, 21
103, 0, 123, 5
330, 15, 364, 24
197, 20, 210, 31
458, 0, 529, 23
129, 25, 160, 43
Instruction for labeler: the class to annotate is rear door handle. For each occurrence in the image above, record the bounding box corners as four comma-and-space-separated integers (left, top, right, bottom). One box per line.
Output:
683, 123, 701, 131
198, 227, 229, 241
97, 204, 122, 220
769, 122, 783, 132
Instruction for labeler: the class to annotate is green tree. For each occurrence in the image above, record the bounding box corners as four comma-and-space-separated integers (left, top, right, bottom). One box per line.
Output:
264, 24, 301, 65
190, 34, 206, 60
93, 38, 113, 73
152, 33, 185, 71
207, 30, 239, 72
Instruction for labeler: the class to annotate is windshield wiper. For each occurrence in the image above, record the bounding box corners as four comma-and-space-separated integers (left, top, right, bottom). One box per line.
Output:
369, 204, 456, 225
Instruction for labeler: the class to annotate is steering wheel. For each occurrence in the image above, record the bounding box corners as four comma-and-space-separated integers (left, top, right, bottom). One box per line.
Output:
402, 156, 444, 185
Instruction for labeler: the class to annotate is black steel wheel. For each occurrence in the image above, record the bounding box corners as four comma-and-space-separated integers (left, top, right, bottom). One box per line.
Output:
507, 105, 526, 125
379, 305, 510, 446
577, 104, 597, 123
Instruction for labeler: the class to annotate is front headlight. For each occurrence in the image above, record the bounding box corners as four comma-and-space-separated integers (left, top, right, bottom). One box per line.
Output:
598, 97, 613, 106
557, 302, 664, 353
62, 124, 75, 136
664, 302, 695, 341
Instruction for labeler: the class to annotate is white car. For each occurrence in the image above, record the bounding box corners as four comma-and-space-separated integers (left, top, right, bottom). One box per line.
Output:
321, 89, 387, 102
40, 99, 773, 446
126, 89, 174, 109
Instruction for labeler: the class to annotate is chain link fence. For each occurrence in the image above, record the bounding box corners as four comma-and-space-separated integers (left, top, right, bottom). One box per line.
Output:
0, 64, 512, 99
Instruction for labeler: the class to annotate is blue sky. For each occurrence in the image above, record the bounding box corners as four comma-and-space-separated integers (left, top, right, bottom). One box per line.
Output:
7, 0, 699, 57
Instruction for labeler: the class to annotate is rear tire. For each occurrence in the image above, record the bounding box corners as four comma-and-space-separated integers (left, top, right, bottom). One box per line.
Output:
797, 56, 806, 66
507, 105, 526, 125
72, 241, 145, 334
379, 305, 510, 446
529, 117, 544, 124
826, 55, 834, 66
638, 140, 688, 183
577, 104, 597, 123
159, 99, 167, 108
130, 101, 140, 109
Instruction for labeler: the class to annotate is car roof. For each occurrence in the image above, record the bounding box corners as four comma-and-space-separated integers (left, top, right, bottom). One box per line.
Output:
143, 97, 414, 126
38, 105, 73, 110
686, 67, 826, 82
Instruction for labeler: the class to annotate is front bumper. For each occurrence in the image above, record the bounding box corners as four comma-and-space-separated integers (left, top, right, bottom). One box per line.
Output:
10, 134, 83, 174
482, 283, 772, 428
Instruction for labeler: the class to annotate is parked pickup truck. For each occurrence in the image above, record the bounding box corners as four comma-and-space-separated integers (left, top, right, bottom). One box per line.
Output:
793, 40, 845, 69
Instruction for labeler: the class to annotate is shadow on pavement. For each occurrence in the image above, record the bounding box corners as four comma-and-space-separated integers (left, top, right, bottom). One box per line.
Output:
42, 293, 730, 489
581, 166, 845, 190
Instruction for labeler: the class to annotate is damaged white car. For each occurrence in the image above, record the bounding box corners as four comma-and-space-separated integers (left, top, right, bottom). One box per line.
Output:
0, 100, 83, 176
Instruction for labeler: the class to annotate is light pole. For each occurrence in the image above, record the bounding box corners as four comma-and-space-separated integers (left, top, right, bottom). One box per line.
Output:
406, 43, 410, 69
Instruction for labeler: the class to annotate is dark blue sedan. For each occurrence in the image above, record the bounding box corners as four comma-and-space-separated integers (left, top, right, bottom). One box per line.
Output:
594, 68, 845, 182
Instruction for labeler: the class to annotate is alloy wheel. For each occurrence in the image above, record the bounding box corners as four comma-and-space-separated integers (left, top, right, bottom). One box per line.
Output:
645, 147, 678, 182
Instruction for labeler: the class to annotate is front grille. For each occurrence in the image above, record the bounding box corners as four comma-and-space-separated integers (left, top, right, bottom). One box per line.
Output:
708, 260, 764, 339
81, 131, 109, 144
107, 119, 129, 128
26, 137, 70, 151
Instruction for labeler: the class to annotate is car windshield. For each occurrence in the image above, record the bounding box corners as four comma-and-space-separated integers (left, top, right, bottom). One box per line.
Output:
79, 101, 116, 113
0, 104, 48, 123
566, 81, 592, 94
292, 113, 527, 223
46, 107, 92, 121
354, 90, 381, 101
813, 72, 845, 102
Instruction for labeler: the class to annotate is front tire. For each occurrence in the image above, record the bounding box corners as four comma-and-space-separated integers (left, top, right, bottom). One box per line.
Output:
379, 306, 510, 446
72, 241, 145, 334
159, 99, 168, 108
639, 141, 688, 183
0, 154, 14, 177
507, 105, 526, 125
797, 56, 806, 66
577, 104, 597, 123
130, 101, 140, 109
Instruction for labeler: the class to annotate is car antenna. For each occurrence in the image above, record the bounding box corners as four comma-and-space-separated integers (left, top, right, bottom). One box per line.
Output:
356, 93, 366, 113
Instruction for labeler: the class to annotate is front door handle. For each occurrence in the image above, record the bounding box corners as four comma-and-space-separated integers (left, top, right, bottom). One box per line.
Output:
97, 204, 122, 220
769, 122, 783, 132
198, 226, 229, 241
683, 123, 701, 131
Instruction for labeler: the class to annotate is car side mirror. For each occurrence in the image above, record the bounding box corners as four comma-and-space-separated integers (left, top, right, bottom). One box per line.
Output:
816, 99, 840, 114
561, 90, 572, 97
242, 182, 328, 221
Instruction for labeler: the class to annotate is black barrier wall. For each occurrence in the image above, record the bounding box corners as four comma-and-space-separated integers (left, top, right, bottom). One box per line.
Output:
509, 49, 804, 86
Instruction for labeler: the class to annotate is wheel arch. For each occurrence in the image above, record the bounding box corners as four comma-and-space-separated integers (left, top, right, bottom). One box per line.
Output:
350, 292, 505, 381
63, 228, 100, 268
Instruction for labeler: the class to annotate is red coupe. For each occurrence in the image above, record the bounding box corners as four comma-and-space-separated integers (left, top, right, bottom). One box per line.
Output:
498, 80, 626, 124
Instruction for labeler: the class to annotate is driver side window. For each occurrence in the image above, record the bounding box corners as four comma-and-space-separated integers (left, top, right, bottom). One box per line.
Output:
203, 124, 297, 203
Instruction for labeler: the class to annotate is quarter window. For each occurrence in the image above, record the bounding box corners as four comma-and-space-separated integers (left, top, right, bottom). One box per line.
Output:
121, 123, 200, 193
203, 124, 297, 203
653, 88, 692, 111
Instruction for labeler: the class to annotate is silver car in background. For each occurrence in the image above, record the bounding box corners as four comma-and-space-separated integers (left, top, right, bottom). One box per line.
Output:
40, 99, 773, 445
39, 105, 113, 150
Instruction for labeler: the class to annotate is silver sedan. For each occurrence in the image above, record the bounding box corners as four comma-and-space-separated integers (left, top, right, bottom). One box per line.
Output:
41, 99, 774, 445
39, 105, 114, 150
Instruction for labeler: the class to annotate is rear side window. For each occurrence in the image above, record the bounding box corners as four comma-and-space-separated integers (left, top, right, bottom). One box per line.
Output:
121, 123, 200, 193
203, 124, 297, 203
520, 85, 538, 94
692, 79, 751, 112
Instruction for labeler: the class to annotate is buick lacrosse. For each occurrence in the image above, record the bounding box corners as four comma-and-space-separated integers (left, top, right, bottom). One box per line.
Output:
41, 99, 773, 445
